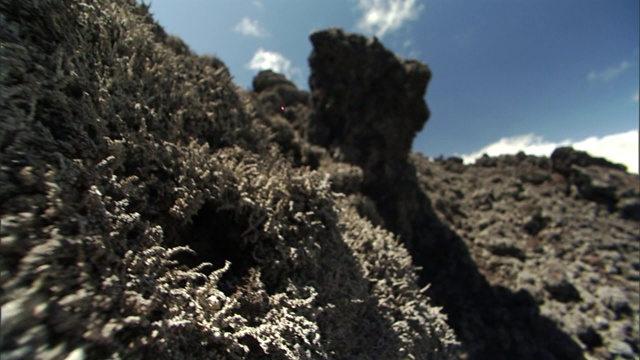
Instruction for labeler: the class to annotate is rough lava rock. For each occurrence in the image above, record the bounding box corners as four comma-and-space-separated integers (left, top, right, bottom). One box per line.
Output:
413, 151, 639, 359
551, 147, 640, 219
308, 28, 430, 182
2, 2, 638, 360
308, 28, 582, 360
308, 28, 436, 255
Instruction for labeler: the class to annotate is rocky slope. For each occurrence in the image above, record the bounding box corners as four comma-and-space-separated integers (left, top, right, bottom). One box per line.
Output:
0, 1, 454, 359
412, 151, 639, 359
1, 1, 638, 359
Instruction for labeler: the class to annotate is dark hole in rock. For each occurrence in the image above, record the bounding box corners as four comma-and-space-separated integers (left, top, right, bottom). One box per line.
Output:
619, 198, 640, 221
523, 212, 550, 236
84, 124, 97, 140
106, 121, 118, 134
174, 202, 257, 295
577, 326, 603, 349
239, 335, 265, 355
65, 80, 84, 98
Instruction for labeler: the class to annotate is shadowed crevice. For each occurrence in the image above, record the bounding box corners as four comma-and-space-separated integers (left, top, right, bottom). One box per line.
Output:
174, 203, 255, 294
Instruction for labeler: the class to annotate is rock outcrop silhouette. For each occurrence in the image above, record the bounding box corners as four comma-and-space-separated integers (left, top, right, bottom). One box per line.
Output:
306, 28, 637, 360
1, 1, 638, 360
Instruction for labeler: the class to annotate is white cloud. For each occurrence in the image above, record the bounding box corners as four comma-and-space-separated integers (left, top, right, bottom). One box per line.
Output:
587, 61, 631, 82
572, 131, 639, 173
246, 48, 302, 82
459, 134, 563, 163
356, 0, 423, 38
633, 91, 639, 102
459, 130, 639, 174
234, 17, 269, 37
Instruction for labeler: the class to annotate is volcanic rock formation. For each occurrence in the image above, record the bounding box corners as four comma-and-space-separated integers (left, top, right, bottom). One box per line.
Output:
0, 1, 455, 359
412, 150, 639, 359
305, 28, 638, 360
1, 1, 638, 360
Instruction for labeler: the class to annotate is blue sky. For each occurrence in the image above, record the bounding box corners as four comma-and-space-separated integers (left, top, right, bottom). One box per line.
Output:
143, 0, 639, 172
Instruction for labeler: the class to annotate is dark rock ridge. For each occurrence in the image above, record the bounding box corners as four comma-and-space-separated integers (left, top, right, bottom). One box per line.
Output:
308, 29, 430, 175
308, 28, 435, 253
1, 2, 638, 360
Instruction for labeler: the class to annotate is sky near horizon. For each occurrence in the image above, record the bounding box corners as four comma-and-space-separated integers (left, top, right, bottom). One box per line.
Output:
142, 0, 639, 173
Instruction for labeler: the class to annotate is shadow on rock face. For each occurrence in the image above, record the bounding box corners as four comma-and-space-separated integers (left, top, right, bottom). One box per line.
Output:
308, 28, 586, 360
412, 190, 585, 359
171, 199, 411, 357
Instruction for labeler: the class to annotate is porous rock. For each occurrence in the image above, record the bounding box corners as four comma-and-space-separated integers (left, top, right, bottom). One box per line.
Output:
414, 151, 639, 359
308, 28, 430, 181
0, 2, 456, 359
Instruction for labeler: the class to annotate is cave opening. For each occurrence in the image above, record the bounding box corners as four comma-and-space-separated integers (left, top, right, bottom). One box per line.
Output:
174, 202, 257, 294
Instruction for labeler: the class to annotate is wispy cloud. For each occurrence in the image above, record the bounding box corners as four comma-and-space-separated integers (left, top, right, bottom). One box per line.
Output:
356, 0, 423, 38
458, 130, 639, 174
234, 17, 269, 37
633, 91, 639, 102
251, 0, 264, 9
587, 61, 631, 82
246, 48, 302, 84
458, 134, 561, 163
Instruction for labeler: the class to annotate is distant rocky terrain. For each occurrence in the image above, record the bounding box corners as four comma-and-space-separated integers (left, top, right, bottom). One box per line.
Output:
413, 151, 639, 359
1, 1, 638, 359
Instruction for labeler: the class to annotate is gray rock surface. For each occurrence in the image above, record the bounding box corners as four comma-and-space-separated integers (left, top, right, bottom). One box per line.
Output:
413, 151, 639, 359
